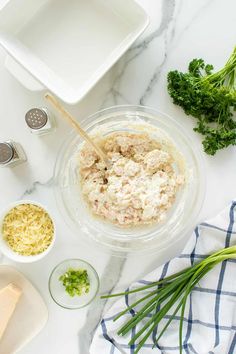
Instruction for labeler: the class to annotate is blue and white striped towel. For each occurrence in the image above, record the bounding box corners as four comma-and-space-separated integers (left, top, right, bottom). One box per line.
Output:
90, 201, 236, 354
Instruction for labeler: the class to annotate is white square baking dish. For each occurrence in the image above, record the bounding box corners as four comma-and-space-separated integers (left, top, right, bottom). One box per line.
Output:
0, 0, 149, 104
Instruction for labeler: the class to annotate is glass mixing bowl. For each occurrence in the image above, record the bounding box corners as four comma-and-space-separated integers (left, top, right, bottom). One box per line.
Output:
54, 105, 205, 255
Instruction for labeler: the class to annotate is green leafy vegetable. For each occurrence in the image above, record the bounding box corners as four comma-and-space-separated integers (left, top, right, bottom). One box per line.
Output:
59, 268, 90, 297
101, 246, 236, 354
167, 47, 236, 155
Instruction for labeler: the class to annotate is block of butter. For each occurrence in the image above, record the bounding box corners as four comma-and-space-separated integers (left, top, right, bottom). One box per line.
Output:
0, 283, 22, 341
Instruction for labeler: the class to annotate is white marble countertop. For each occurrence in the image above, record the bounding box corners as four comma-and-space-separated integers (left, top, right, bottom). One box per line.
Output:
0, 0, 236, 353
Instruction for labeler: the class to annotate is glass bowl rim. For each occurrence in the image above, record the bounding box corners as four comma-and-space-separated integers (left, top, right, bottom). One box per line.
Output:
48, 258, 100, 309
53, 104, 206, 255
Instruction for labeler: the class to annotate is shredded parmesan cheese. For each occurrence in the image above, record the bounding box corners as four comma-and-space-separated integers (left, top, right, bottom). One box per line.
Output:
2, 204, 54, 256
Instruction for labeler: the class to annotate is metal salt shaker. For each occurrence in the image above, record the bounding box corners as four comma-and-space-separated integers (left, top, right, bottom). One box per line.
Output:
25, 107, 55, 135
0, 141, 27, 167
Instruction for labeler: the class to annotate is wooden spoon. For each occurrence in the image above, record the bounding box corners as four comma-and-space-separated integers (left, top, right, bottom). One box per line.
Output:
45, 93, 110, 167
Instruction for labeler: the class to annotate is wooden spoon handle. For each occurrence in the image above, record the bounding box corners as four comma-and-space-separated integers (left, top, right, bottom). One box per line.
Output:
45, 93, 109, 166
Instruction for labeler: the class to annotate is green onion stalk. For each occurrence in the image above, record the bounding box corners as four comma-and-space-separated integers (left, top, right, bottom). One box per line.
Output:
101, 246, 236, 354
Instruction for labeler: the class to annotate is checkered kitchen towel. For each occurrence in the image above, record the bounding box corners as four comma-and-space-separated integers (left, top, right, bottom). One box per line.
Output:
90, 201, 236, 354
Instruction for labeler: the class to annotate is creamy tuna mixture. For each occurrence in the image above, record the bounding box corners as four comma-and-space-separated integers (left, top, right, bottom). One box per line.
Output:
78, 132, 185, 227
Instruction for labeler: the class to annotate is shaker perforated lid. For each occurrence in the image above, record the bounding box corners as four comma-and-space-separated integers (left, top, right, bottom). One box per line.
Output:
25, 108, 48, 130
0, 142, 14, 164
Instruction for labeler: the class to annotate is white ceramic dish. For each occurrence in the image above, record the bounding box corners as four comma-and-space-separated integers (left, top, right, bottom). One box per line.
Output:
0, 0, 149, 104
0, 265, 48, 354
0, 200, 56, 263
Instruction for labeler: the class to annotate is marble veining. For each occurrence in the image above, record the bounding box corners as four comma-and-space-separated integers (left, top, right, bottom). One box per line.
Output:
78, 256, 126, 354
0, 0, 236, 353
20, 177, 54, 198
102, 0, 176, 108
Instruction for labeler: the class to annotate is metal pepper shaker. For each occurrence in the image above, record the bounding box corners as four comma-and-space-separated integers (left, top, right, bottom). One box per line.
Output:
25, 107, 55, 135
0, 141, 27, 167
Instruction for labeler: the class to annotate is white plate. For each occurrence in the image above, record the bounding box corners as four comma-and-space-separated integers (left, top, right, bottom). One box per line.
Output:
0, 265, 48, 354
0, 0, 149, 104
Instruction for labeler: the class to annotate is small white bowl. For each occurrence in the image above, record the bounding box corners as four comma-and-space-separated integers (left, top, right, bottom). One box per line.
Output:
0, 200, 56, 263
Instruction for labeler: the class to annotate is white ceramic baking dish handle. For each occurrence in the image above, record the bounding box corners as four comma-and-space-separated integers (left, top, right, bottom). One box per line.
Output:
5, 55, 44, 91
0, 31, 74, 98
0, 29, 44, 90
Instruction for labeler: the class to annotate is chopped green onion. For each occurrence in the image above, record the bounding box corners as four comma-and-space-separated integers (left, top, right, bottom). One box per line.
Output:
59, 268, 90, 297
